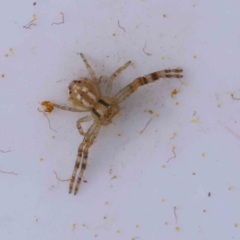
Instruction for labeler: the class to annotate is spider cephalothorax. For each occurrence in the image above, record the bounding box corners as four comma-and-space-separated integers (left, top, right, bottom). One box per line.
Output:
42, 53, 183, 195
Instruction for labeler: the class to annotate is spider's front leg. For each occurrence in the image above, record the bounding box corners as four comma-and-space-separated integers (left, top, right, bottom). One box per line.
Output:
78, 53, 98, 84
114, 68, 183, 103
77, 116, 93, 136
41, 101, 88, 113
69, 123, 101, 195
106, 61, 132, 96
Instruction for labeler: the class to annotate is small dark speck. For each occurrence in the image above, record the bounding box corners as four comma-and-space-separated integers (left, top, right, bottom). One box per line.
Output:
193, 173, 196, 175
33, 2, 36, 5
208, 192, 211, 197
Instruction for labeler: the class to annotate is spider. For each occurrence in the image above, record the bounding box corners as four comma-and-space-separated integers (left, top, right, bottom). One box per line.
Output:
42, 53, 183, 195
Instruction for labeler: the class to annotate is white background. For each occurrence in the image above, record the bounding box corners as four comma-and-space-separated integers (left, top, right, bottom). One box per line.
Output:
1, 0, 240, 239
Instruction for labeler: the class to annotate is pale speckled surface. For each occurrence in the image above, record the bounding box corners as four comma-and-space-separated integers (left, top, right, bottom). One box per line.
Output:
1, 0, 240, 239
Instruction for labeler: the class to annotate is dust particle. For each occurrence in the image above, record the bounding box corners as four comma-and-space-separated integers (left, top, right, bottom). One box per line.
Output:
148, 110, 153, 114
1, 74, 4, 78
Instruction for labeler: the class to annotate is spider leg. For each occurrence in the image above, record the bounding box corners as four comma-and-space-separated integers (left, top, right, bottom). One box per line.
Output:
78, 53, 98, 84
53, 103, 88, 112
69, 123, 101, 195
106, 61, 132, 96
114, 68, 183, 103
77, 116, 93, 136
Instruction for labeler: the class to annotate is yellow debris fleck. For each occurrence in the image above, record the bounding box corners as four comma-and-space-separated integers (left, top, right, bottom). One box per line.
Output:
161, 56, 165, 60
217, 104, 221, 107
234, 223, 238, 227
164, 222, 168, 225
161, 198, 165, 202
118, 111, 121, 116
117, 134, 121, 137
4, 54, 8, 57
175, 226, 180, 231
170, 132, 177, 139
155, 113, 159, 117
171, 89, 180, 97
116, 230, 120, 233
104, 201, 109, 205
72, 223, 76, 230
182, 82, 187, 86
201, 153, 205, 157
135, 224, 139, 228
1, 74, 4, 78
175, 101, 179, 105
191, 119, 198, 123
193, 55, 197, 59
161, 165, 166, 168
52, 136, 55, 139
112, 33, 116, 36
111, 175, 117, 179
228, 187, 232, 191
39, 157, 43, 161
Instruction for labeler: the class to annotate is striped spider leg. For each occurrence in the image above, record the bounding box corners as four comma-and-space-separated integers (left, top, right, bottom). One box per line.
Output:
42, 53, 183, 195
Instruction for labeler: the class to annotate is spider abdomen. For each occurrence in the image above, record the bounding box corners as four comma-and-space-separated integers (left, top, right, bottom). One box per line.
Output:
68, 78, 100, 110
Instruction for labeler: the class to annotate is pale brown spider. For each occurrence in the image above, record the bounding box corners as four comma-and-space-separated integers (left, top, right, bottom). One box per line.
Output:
42, 53, 183, 195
